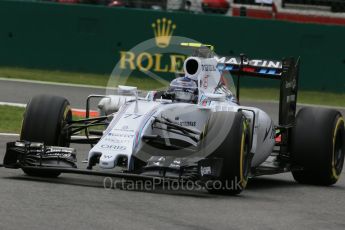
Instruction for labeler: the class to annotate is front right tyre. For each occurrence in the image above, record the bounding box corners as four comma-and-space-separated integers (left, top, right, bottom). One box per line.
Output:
203, 111, 251, 195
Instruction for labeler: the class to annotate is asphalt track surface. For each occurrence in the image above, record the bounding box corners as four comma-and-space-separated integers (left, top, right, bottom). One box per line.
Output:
0, 79, 345, 230
0, 79, 106, 109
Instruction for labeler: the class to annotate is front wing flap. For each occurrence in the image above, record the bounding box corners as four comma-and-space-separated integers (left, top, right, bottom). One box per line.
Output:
4, 141, 77, 169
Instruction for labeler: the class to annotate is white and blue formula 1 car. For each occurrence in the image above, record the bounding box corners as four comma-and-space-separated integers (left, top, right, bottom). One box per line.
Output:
2, 44, 344, 195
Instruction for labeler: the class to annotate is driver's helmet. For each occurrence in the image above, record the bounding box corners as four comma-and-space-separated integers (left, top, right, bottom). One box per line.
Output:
168, 77, 198, 103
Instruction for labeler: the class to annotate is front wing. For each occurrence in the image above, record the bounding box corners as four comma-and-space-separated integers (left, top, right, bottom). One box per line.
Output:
2, 141, 223, 183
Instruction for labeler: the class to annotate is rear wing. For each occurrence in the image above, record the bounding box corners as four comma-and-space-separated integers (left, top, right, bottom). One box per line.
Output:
215, 56, 283, 78
216, 55, 300, 127
180, 43, 300, 127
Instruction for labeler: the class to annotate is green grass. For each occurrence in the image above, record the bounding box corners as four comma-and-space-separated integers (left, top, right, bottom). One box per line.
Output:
297, 91, 345, 107
0, 66, 109, 86
0, 66, 344, 107
240, 88, 345, 107
0, 105, 25, 133
0, 66, 166, 90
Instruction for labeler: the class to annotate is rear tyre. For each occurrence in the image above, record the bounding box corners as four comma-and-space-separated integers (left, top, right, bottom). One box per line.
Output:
291, 107, 345, 185
204, 112, 251, 195
21, 95, 72, 178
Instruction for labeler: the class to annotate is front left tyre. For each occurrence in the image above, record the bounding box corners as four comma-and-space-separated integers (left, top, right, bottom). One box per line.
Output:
20, 94, 72, 177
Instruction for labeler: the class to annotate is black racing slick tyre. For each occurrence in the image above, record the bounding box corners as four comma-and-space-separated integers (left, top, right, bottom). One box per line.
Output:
204, 112, 251, 195
291, 107, 345, 185
20, 95, 72, 178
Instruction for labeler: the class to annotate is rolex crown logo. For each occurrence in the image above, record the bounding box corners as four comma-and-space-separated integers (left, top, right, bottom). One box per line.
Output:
152, 18, 176, 48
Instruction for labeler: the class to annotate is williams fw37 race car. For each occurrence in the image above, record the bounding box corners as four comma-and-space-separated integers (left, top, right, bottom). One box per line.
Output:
2, 44, 345, 195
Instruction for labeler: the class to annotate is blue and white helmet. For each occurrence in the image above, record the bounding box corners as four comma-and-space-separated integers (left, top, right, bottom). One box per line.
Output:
169, 77, 198, 103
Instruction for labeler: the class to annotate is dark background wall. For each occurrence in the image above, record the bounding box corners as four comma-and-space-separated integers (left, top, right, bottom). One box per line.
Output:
0, 1, 345, 92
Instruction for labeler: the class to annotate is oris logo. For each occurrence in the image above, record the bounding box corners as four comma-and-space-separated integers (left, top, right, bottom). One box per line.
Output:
101, 145, 126, 151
